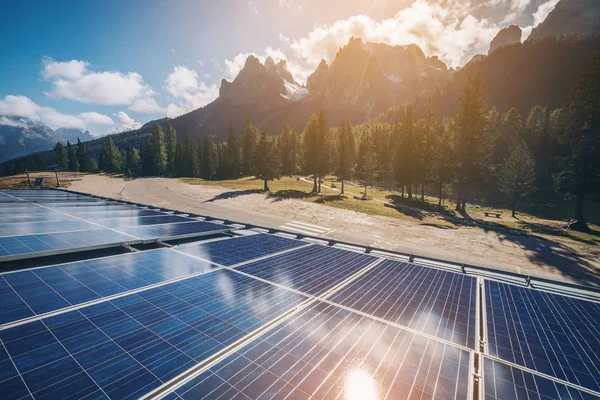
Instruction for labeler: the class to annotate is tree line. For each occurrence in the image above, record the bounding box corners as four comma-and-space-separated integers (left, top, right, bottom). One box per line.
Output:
4, 53, 599, 231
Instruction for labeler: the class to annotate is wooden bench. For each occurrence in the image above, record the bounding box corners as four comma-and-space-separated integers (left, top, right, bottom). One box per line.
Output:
484, 211, 501, 218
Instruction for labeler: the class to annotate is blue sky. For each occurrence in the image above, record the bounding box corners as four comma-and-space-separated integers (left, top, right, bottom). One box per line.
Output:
0, 0, 559, 136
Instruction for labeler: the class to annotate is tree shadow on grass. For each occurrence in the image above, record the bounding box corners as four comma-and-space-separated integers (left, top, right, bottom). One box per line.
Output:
203, 189, 263, 203
315, 194, 347, 204
480, 224, 600, 287
267, 189, 317, 203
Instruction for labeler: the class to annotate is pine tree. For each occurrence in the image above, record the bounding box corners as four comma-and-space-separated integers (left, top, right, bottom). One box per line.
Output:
165, 122, 177, 175
553, 53, 600, 231
225, 122, 240, 178
67, 141, 79, 172
125, 146, 141, 177
254, 129, 281, 191
76, 138, 94, 172
100, 135, 122, 173
419, 104, 436, 201
278, 125, 298, 176
201, 136, 216, 180
181, 130, 199, 177
54, 142, 68, 169
433, 118, 455, 206
499, 140, 536, 217
241, 120, 259, 176
335, 121, 356, 194
301, 110, 329, 192
148, 123, 167, 176
454, 73, 492, 212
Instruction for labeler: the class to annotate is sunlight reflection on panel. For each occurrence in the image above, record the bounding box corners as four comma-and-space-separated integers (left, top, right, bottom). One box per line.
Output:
346, 369, 379, 400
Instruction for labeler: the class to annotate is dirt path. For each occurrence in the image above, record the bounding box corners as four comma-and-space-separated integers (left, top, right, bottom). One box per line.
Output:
68, 175, 600, 287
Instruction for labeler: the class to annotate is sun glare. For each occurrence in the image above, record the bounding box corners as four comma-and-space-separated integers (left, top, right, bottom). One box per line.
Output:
345, 369, 379, 400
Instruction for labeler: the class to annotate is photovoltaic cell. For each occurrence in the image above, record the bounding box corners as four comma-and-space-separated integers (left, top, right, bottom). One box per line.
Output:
0, 220, 98, 238
66, 209, 164, 219
235, 245, 376, 296
118, 221, 230, 240
51, 205, 138, 213
170, 301, 471, 400
0, 249, 216, 325
0, 270, 307, 399
0, 213, 76, 224
0, 206, 55, 214
0, 229, 136, 260
90, 215, 194, 229
483, 357, 599, 400
177, 233, 307, 266
328, 259, 477, 348
486, 281, 600, 393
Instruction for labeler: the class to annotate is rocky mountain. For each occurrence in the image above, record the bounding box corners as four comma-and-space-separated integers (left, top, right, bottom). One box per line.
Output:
489, 25, 522, 54
0, 117, 94, 163
54, 128, 95, 144
167, 38, 450, 141
528, 0, 600, 41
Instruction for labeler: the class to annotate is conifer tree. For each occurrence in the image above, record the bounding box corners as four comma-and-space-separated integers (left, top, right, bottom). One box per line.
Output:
201, 136, 216, 180
148, 123, 167, 176
54, 142, 68, 169
67, 141, 79, 172
499, 140, 535, 217
225, 122, 240, 178
100, 135, 122, 173
165, 122, 177, 175
553, 53, 600, 231
335, 121, 356, 194
241, 120, 259, 176
254, 129, 281, 191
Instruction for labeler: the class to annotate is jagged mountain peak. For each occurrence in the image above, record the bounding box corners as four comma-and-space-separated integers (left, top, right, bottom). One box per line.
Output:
489, 25, 522, 54
528, 0, 600, 41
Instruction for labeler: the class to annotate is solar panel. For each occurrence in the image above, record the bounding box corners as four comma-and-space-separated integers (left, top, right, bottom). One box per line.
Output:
328, 259, 477, 349
51, 204, 138, 213
235, 245, 377, 296
91, 215, 194, 228
177, 233, 307, 266
485, 281, 600, 393
0, 249, 217, 325
169, 301, 472, 400
483, 357, 599, 399
0, 206, 55, 214
118, 221, 231, 240
0, 270, 307, 399
0, 213, 76, 224
67, 209, 164, 219
0, 229, 137, 261
0, 220, 98, 238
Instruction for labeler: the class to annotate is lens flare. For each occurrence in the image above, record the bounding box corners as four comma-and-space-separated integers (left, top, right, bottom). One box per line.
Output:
345, 369, 378, 400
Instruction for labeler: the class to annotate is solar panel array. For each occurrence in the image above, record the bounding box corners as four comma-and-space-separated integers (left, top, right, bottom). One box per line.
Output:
0, 188, 599, 400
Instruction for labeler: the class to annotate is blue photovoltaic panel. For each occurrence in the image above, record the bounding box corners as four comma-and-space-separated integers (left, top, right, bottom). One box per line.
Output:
67, 209, 164, 219
484, 357, 599, 400
0, 206, 54, 214
0, 229, 136, 260
91, 215, 193, 228
119, 221, 230, 240
41, 201, 113, 207
177, 233, 307, 266
0, 213, 76, 224
486, 281, 600, 393
0, 249, 216, 325
328, 259, 477, 349
54, 205, 138, 213
0, 270, 307, 399
235, 245, 376, 296
0, 220, 98, 237
170, 301, 471, 400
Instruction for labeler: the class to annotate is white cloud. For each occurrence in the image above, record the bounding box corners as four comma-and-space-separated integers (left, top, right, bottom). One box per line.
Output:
129, 98, 163, 114
286, 0, 499, 70
0, 95, 115, 131
79, 112, 115, 126
0, 95, 40, 118
42, 58, 157, 108
522, 0, 560, 38
0, 116, 28, 128
279, 0, 292, 8
164, 66, 218, 118
113, 111, 142, 132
